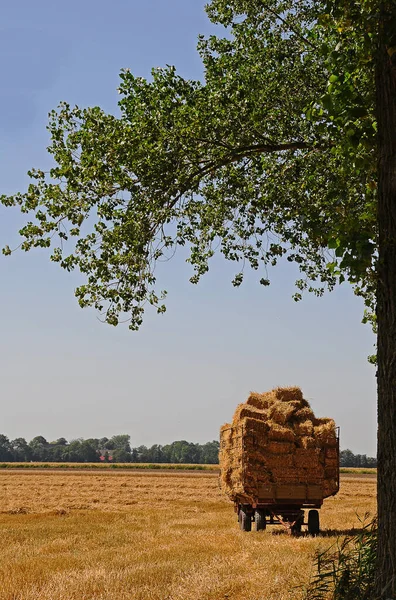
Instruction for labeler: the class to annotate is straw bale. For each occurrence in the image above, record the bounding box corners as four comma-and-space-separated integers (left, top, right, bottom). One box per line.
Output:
294, 448, 321, 459
221, 468, 232, 485
220, 424, 232, 436
288, 399, 309, 410
224, 453, 241, 470
250, 389, 278, 407
270, 467, 302, 482
220, 422, 232, 434
266, 441, 295, 454
323, 478, 339, 498
296, 436, 318, 449
303, 465, 325, 478
320, 437, 338, 448
228, 440, 243, 453
325, 467, 338, 479
245, 392, 265, 409
267, 423, 296, 443
264, 454, 294, 468
314, 420, 337, 446
269, 467, 298, 479
229, 474, 244, 487
315, 419, 336, 435
273, 386, 304, 403
246, 392, 275, 410
220, 436, 231, 451
293, 420, 314, 437
242, 417, 270, 436
324, 457, 339, 468
257, 470, 272, 481
232, 404, 270, 425
244, 451, 271, 467
293, 448, 321, 468
325, 447, 338, 459
236, 405, 271, 423
231, 403, 249, 426
293, 406, 316, 422
244, 442, 269, 455
268, 401, 299, 425
315, 417, 332, 426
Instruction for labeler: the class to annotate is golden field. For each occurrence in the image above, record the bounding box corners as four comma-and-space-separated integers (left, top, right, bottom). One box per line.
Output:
0, 470, 376, 600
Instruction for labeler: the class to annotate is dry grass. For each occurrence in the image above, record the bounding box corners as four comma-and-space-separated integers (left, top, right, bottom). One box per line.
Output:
0, 470, 376, 600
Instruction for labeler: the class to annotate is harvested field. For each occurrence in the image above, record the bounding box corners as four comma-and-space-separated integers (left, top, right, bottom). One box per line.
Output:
0, 470, 376, 600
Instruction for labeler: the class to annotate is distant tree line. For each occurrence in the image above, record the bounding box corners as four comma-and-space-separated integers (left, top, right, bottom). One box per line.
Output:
0, 435, 376, 467
0, 434, 220, 464
340, 449, 377, 468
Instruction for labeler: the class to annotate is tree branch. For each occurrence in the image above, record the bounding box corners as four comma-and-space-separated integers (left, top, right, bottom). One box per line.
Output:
259, 4, 318, 51
185, 140, 322, 189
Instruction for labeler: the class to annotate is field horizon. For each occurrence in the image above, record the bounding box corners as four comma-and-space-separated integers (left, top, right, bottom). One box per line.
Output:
0, 461, 377, 476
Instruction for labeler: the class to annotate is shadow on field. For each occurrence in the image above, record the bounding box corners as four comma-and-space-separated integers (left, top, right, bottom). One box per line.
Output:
271, 527, 366, 537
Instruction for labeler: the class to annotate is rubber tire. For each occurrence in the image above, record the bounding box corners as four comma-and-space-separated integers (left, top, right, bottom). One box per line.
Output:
308, 510, 320, 536
239, 508, 252, 532
255, 509, 266, 531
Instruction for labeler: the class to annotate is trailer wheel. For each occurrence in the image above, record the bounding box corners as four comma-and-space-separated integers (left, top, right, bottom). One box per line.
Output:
239, 508, 252, 532
255, 509, 266, 531
308, 510, 320, 536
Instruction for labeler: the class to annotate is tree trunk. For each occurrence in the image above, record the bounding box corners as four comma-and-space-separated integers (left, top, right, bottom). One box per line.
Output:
376, 3, 396, 598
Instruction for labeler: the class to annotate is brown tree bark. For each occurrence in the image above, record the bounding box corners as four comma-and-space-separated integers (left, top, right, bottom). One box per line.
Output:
376, 2, 396, 598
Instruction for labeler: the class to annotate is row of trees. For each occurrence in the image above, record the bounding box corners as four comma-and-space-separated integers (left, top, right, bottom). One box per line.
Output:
340, 449, 377, 468
0, 434, 376, 466
0, 434, 220, 464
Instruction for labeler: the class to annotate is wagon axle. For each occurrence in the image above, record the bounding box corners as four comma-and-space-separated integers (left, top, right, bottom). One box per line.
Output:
237, 504, 320, 535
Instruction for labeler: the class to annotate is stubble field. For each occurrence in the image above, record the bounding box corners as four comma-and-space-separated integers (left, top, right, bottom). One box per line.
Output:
0, 469, 376, 600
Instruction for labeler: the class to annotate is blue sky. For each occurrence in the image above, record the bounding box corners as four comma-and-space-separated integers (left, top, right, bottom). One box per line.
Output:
0, 1, 376, 454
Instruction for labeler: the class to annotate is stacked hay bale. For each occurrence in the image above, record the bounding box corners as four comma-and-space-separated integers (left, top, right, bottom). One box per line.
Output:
219, 387, 338, 503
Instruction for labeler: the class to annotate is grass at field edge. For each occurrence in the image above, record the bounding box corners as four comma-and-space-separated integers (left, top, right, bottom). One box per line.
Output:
0, 463, 376, 474
0, 462, 218, 471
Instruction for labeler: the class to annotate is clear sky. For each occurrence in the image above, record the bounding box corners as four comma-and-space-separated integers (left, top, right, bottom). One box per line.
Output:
0, 1, 376, 455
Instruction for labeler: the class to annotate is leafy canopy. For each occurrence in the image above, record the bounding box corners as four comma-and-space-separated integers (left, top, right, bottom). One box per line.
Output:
1, 0, 378, 329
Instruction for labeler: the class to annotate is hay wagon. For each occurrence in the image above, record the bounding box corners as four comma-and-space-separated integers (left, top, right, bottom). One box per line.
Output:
220, 419, 340, 535
234, 477, 337, 535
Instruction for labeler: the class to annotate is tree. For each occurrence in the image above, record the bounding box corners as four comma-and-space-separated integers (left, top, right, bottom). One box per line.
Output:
29, 436, 49, 461
52, 437, 68, 446
0, 435, 12, 461
110, 434, 131, 453
373, 3, 396, 595
108, 435, 132, 462
340, 449, 378, 468
112, 447, 131, 463
146, 444, 164, 463
1, 0, 395, 595
201, 441, 220, 464
79, 439, 100, 462
134, 445, 150, 463
10, 437, 32, 461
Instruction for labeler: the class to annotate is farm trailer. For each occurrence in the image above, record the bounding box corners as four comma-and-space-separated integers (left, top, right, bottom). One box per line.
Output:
222, 427, 340, 535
